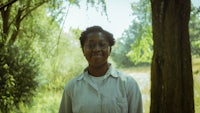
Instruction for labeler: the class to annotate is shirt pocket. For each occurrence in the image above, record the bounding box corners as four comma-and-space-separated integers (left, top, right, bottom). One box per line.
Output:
116, 97, 128, 113
102, 97, 128, 113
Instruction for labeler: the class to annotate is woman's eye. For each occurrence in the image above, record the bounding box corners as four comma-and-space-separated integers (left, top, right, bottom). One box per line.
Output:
100, 43, 105, 47
84, 42, 109, 50
100, 43, 108, 48
85, 44, 94, 49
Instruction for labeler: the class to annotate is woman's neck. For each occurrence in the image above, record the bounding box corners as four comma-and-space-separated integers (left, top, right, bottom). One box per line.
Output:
88, 63, 110, 77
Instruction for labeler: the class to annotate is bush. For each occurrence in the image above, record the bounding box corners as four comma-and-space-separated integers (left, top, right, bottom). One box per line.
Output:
0, 44, 39, 113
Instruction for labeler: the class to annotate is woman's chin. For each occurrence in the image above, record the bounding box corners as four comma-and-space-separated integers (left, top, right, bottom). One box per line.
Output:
89, 62, 107, 68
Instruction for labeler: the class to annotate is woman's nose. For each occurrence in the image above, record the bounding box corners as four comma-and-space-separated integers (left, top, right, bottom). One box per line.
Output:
93, 44, 101, 51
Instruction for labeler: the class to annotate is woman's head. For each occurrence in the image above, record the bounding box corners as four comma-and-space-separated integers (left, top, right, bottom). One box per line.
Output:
80, 26, 115, 68
80, 26, 115, 48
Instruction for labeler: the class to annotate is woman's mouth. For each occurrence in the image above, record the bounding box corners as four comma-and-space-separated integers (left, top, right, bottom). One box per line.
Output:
92, 53, 102, 57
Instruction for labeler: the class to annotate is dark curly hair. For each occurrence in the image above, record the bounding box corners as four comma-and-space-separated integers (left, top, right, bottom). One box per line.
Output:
80, 26, 115, 48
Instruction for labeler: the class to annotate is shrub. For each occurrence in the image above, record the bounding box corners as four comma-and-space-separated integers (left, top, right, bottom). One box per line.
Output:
0, 44, 39, 113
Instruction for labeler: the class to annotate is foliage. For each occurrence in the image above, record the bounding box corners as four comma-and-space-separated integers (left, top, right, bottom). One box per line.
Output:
111, 0, 152, 66
0, 43, 39, 113
38, 28, 86, 90
8, 27, 87, 113
190, 6, 200, 57
0, 2, 54, 112
112, 0, 200, 67
111, 33, 135, 68
0, 0, 50, 45
127, 26, 153, 64
126, 0, 152, 65
0, 0, 107, 45
0, 0, 107, 112
0, 7, 86, 112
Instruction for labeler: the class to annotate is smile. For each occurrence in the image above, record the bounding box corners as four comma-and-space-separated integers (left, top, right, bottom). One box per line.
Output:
92, 54, 103, 57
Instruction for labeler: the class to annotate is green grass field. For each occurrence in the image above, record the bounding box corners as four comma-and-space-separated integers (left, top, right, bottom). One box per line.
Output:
193, 58, 200, 113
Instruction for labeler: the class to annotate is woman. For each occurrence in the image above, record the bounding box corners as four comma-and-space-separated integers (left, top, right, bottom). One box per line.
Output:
59, 26, 143, 113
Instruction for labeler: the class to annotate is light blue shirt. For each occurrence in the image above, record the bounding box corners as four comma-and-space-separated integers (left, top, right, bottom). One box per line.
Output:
59, 65, 143, 113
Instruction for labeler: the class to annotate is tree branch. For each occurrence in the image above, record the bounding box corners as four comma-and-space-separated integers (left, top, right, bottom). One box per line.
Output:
21, 1, 47, 21
8, 1, 49, 45
0, 0, 18, 11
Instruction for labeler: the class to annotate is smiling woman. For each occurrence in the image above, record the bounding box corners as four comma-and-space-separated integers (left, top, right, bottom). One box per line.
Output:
58, 26, 143, 113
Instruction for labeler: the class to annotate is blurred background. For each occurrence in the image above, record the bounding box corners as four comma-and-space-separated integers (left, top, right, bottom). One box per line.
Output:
0, 0, 199, 113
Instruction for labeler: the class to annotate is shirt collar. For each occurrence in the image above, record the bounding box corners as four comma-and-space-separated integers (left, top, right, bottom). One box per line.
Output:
77, 64, 119, 81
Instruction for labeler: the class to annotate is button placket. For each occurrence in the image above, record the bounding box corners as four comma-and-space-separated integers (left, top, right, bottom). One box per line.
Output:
97, 91, 102, 113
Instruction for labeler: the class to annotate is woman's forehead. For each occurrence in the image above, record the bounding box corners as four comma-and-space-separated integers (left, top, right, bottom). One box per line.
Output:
86, 32, 107, 41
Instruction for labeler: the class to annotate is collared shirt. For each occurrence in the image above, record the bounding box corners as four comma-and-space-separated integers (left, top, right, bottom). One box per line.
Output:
59, 65, 143, 113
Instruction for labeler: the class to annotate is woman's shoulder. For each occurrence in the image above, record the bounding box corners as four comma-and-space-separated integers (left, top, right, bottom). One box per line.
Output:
113, 68, 138, 86
63, 72, 85, 90
113, 68, 133, 79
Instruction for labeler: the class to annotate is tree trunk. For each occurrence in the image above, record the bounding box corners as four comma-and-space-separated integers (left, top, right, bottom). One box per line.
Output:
150, 0, 194, 113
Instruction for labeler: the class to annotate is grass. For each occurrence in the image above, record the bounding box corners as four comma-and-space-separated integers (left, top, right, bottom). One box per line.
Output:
11, 89, 62, 113
193, 57, 200, 112
192, 57, 200, 75
194, 75, 200, 113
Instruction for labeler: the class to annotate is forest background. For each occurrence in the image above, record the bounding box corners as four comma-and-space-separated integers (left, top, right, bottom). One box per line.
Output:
0, 0, 200, 113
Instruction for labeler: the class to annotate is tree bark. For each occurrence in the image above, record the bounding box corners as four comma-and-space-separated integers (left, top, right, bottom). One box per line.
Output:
150, 0, 194, 113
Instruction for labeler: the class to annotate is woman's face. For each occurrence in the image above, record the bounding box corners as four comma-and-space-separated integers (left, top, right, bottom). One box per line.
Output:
83, 32, 111, 68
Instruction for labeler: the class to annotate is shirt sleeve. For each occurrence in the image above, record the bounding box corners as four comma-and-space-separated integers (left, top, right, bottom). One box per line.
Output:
58, 84, 73, 113
127, 76, 143, 113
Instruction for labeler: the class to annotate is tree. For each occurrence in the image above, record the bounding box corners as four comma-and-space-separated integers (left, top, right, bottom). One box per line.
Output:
150, 0, 194, 113
0, 0, 49, 45
0, 0, 107, 46
0, 1, 64, 112
0, 0, 107, 112
0, 4, 53, 112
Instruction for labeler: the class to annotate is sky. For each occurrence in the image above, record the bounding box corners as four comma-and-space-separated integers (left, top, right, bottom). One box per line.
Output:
63, 0, 135, 38
63, 0, 200, 38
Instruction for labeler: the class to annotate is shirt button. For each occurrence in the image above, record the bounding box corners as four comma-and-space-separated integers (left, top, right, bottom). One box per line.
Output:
97, 92, 101, 98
